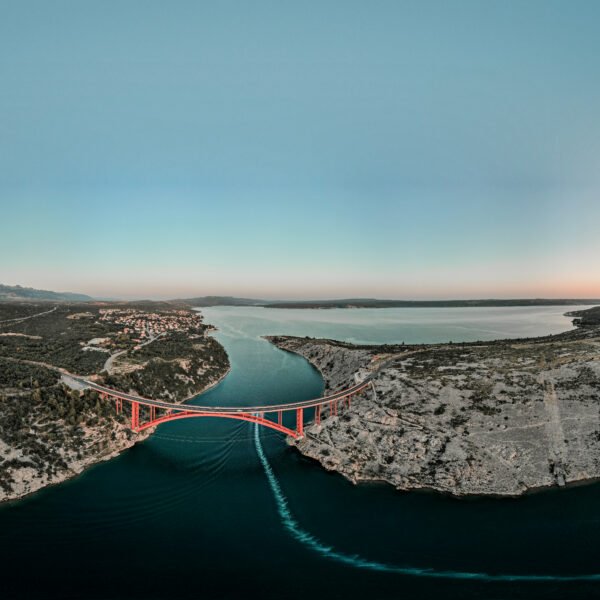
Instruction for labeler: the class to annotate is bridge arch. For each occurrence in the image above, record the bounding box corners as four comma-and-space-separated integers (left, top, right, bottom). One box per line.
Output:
135, 410, 300, 438
89, 374, 371, 438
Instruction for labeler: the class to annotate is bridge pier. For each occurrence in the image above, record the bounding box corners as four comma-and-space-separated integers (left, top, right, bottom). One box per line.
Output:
131, 402, 140, 431
296, 408, 303, 437
109, 395, 123, 415
315, 404, 321, 425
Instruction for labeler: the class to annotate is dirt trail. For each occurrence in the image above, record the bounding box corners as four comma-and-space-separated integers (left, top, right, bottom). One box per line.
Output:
539, 363, 568, 486
0, 305, 57, 326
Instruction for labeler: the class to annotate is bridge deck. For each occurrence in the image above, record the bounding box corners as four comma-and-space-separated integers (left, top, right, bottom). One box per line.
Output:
76, 375, 372, 414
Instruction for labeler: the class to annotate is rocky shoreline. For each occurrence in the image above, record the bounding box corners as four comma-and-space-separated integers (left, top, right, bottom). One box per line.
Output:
268, 306, 600, 497
1, 362, 231, 505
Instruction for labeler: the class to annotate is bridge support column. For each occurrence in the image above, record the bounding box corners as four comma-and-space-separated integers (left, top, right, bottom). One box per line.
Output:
315, 404, 321, 425
131, 402, 140, 431
277, 411, 282, 426
296, 408, 303, 437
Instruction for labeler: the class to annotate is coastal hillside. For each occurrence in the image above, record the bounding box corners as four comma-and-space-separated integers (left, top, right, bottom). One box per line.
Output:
269, 307, 600, 497
0, 302, 229, 502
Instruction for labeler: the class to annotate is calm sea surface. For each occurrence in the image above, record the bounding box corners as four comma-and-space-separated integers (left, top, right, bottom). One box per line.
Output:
1, 305, 599, 600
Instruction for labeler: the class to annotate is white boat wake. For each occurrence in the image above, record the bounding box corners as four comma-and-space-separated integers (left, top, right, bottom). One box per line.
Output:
254, 423, 600, 582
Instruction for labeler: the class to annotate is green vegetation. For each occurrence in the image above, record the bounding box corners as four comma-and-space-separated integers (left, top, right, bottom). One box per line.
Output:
0, 300, 230, 500
0, 304, 118, 374
0, 303, 55, 321
571, 306, 600, 328
102, 334, 229, 401
0, 358, 126, 495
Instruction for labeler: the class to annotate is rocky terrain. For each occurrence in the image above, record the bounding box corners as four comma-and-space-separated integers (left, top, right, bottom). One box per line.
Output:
268, 307, 600, 497
0, 302, 229, 502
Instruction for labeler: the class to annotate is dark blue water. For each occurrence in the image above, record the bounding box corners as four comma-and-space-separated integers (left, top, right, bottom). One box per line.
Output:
1, 306, 599, 600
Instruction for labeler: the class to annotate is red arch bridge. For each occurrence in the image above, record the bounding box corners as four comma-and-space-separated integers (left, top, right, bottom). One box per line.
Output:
73, 376, 372, 439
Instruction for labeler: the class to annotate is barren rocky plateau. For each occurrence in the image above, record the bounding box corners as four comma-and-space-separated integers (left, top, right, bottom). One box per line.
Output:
268, 307, 600, 497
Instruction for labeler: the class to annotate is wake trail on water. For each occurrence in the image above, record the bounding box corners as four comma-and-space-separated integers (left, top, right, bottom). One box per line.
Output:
253, 423, 600, 582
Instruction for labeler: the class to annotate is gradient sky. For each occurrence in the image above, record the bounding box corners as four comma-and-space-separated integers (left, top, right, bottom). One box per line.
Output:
1, 1, 600, 300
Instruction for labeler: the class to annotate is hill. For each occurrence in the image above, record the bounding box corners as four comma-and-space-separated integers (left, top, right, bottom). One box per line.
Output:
177, 296, 264, 307
0, 284, 93, 302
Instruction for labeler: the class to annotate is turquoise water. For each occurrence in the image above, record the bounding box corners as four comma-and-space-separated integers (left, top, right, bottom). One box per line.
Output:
1, 305, 599, 600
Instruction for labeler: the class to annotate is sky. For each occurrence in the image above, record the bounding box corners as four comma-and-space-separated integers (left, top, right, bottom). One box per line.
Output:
1, 0, 599, 300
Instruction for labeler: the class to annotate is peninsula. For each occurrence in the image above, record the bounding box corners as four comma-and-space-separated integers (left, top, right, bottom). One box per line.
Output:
0, 301, 229, 502
269, 306, 600, 497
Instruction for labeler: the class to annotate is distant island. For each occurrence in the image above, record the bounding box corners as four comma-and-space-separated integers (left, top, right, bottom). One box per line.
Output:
178, 295, 600, 309
259, 298, 600, 309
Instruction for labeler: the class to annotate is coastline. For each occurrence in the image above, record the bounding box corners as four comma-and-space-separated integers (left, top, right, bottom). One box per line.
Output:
179, 362, 232, 404
269, 306, 600, 498
1, 334, 232, 505
297, 447, 600, 499
5, 305, 599, 503
1, 429, 155, 506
